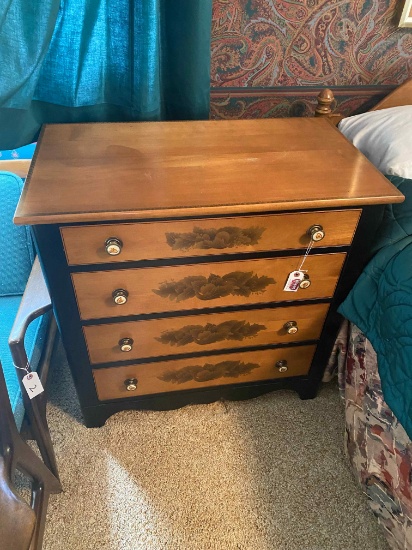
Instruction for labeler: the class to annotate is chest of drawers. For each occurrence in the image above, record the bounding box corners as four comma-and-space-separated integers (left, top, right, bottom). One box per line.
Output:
14, 118, 403, 427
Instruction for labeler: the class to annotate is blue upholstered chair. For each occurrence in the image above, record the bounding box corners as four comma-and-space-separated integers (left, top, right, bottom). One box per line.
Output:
0, 169, 61, 549
0, 169, 60, 472
1, 173, 44, 422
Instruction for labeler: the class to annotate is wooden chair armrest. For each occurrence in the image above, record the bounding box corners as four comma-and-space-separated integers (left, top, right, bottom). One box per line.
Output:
8, 257, 51, 349
7, 257, 60, 478
0, 159, 31, 178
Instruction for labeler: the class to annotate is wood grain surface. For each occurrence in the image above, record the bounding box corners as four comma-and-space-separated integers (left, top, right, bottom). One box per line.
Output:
15, 118, 403, 225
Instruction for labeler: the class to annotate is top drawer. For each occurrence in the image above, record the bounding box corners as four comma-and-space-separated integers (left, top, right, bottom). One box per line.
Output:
61, 210, 361, 265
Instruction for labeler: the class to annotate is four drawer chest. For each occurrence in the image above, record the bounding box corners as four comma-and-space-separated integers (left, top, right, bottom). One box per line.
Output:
14, 118, 403, 427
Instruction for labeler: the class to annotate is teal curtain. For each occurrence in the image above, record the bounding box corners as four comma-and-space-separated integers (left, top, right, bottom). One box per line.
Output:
0, 0, 213, 149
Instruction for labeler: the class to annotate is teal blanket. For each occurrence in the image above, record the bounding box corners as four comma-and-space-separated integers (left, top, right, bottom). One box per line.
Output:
339, 175, 412, 439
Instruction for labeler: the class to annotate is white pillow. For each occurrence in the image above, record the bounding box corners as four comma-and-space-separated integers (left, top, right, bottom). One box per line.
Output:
338, 105, 412, 178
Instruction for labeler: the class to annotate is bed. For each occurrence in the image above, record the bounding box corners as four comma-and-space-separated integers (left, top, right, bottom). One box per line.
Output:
316, 80, 412, 549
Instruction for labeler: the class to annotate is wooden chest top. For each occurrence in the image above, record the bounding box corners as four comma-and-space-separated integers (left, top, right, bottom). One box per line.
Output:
14, 118, 403, 225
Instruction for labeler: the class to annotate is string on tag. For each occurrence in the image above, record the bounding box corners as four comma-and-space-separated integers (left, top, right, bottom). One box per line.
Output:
14, 360, 31, 374
298, 238, 314, 271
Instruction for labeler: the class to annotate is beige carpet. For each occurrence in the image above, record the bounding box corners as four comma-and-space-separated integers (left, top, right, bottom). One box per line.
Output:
43, 343, 389, 550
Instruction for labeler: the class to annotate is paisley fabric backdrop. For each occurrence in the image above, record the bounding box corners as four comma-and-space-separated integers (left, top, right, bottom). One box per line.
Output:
210, 0, 412, 118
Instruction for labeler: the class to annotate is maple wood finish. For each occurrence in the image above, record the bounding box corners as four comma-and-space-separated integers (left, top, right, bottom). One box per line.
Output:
15, 119, 402, 225
61, 210, 360, 265
14, 118, 403, 427
84, 303, 330, 364
93, 345, 316, 401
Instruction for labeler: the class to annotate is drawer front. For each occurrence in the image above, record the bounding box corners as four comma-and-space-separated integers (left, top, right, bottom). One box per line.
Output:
84, 303, 329, 364
72, 253, 346, 320
93, 345, 316, 400
61, 209, 360, 265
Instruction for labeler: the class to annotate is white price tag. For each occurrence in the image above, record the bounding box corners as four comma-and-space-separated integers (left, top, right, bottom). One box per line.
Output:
283, 270, 304, 292
22, 372, 44, 399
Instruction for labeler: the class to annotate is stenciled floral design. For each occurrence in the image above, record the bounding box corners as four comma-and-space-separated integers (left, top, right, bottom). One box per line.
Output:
165, 225, 266, 251
156, 319, 266, 347
159, 360, 260, 384
153, 271, 275, 302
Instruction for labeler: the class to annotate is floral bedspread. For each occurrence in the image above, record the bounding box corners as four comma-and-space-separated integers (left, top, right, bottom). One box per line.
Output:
325, 321, 412, 549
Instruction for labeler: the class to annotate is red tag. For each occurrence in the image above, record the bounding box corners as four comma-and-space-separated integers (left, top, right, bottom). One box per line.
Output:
283, 271, 304, 292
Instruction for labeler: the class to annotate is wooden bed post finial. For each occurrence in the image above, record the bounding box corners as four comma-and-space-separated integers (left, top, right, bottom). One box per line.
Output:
315, 89, 335, 117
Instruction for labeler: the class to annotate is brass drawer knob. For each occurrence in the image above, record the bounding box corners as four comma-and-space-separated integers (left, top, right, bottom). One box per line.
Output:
119, 338, 134, 352
105, 237, 123, 256
284, 321, 298, 334
124, 378, 138, 391
307, 225, 325, 242
112, 289, 129, 305
276, 360, 288, 373
299, 274, 311, 289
